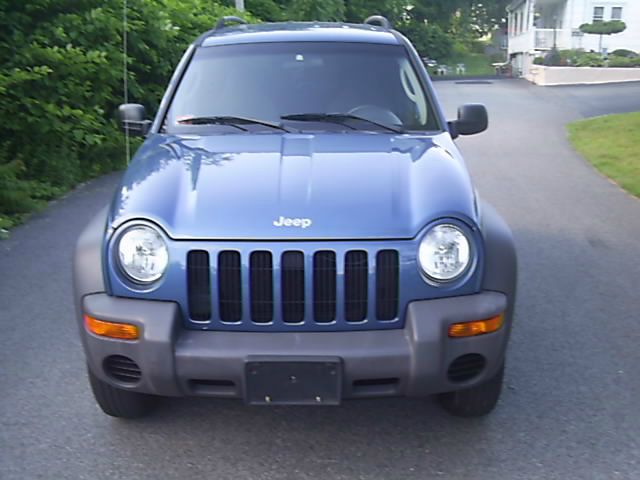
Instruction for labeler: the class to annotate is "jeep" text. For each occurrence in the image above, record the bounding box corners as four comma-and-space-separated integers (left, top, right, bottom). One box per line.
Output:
273, 216, 312, 229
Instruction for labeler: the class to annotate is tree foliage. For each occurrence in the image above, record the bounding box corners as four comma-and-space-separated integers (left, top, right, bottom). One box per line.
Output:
579, 20, 626, 36
287, 0, 345, 21
0, 0, 240, 218
396, 21, 453, 60
344, 0, 406, 24
579, 20, 626, 53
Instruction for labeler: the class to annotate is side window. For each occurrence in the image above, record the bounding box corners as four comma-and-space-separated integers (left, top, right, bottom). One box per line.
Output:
592, 6, 604, 22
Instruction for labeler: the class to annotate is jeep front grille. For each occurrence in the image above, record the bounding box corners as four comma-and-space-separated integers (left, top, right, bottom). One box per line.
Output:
186, 248, 400, 330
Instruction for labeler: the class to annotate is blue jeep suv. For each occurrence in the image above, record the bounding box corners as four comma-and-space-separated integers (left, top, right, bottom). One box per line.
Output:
73, 16, 517, 418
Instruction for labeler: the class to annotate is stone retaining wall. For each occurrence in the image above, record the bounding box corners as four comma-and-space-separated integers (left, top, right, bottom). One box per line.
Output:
527, 66, 640, 86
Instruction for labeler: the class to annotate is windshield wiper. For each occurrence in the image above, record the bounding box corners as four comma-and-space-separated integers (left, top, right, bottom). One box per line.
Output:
280, 113, 403, 134
177, 116, 290, 132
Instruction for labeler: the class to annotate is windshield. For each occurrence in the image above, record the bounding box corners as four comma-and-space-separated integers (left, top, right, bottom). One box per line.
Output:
165, 42, 440, 133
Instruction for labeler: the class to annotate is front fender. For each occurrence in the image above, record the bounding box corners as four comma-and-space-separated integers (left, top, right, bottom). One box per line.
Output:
479, 200, 518, 331
73, 206, 109, 328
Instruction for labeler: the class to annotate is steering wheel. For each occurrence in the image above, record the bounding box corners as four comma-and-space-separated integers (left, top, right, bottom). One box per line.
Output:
347, 105, 403, 128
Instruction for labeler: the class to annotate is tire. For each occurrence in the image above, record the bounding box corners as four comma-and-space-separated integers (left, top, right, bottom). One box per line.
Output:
438, 362, 505, 417
88, 367, 158, 419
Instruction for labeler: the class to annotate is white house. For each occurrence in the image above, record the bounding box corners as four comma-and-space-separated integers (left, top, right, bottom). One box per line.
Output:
507, 0, 640, 76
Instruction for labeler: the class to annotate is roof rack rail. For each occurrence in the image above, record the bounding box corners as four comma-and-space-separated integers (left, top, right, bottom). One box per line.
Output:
364, 15, 391, 29
215, 16, 248, 30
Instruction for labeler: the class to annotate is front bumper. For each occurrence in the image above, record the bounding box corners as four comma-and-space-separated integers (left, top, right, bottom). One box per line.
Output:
81, 291, 510, 400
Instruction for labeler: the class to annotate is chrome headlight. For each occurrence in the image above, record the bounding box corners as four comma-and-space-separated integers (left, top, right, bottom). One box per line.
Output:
418, 224, 471, 282
116, 224, 169, 284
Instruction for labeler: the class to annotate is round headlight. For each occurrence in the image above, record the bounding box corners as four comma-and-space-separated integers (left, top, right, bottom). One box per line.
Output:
418, 224, 471, 282
117, 225, 169, 284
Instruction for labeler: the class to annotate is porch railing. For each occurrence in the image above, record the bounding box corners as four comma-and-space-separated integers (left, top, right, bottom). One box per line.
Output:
534, 28, 572, 50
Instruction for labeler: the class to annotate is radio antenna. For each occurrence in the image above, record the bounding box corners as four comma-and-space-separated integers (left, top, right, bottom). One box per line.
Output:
123, 0, 130, 164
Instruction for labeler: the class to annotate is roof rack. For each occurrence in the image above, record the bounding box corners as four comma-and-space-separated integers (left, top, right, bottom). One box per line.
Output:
364, 15, 391, 29
215, 16, 248, 30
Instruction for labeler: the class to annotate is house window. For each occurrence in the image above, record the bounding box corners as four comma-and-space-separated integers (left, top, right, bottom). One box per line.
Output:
611, 7, 623, 20
592, 6, 604, 22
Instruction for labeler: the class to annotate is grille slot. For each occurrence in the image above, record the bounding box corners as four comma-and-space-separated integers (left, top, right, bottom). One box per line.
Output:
313, 251, 337, 322
103, 355, 141, 384
344, 250, 368, 322
187, 250, 211, 321
376, 250, 399, 320
250, 251, 273, 323
218, 251, 242, 322
447, 354, 486, 383
281, 251, 305, 323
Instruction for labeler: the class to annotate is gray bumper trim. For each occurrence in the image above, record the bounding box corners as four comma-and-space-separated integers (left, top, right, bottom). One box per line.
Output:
82, 291, 509, 399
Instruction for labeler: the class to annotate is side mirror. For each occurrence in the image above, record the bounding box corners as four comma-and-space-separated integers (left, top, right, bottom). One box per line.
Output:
118, 103, 151, 136
449, 104, 488, 138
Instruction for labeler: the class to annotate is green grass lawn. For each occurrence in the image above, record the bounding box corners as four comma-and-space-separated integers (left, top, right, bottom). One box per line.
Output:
567, 112, 640, 198
427, 53, 496, 77
448, 53, 496, 76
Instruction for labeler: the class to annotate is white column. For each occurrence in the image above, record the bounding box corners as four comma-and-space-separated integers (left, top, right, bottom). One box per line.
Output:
528, 0, 536, 31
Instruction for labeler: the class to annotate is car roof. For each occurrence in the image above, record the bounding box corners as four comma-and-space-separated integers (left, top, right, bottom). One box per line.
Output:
198, 22, 401, 48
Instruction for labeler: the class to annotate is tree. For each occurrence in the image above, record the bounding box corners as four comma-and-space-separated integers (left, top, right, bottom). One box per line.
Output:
0, 0, 241, 219
579, 20, 626, 53
396, 21, 452, 61
344, 0, 406, 24
286, 0, 345, 21
244, 0, 287, 21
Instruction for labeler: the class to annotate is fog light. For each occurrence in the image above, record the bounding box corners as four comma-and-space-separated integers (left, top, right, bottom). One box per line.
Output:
84, 315, 139, 340
448, 314, 503, 338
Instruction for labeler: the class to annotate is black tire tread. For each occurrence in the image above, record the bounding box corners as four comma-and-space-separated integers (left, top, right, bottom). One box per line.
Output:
438, 362, 505, 417
88, 367, 157, 419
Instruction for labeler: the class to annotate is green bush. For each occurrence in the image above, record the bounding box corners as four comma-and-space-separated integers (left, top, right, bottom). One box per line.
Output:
0, 0, 242, 220
557, 48, 585, 65
532, 57, 544, 65
574, 53, 605, 67
0, 161, 39, 215
608, 56, 640, 68
543, 49, 562, 66
611, 48, 637, 58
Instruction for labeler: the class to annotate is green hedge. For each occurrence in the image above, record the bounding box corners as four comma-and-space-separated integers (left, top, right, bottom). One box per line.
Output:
610, 48, 637, 58
574, 52, 605, 67
533, 49, 640, 68
608, 55, 640, 67
0, 0, 242, 225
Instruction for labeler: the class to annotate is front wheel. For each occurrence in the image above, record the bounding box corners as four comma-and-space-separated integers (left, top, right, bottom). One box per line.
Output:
438, 362, 505, 417
88, 367, 158, 419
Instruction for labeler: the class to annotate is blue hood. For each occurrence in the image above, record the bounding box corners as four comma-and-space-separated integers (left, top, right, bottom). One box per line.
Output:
110, 132, 477, 240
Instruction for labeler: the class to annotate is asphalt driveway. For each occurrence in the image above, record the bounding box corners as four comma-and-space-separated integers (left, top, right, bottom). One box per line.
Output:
1, 79, 639, 480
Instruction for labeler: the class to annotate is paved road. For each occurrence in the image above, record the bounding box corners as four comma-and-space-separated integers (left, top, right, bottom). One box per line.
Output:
1, 80, 640, 480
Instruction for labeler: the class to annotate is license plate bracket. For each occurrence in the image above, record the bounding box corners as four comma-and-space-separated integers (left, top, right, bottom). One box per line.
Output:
245, 356, 342, 406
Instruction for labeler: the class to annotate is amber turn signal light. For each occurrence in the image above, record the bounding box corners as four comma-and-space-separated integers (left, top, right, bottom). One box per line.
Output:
84, 315, 139, 340
448, 314, 504, 338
